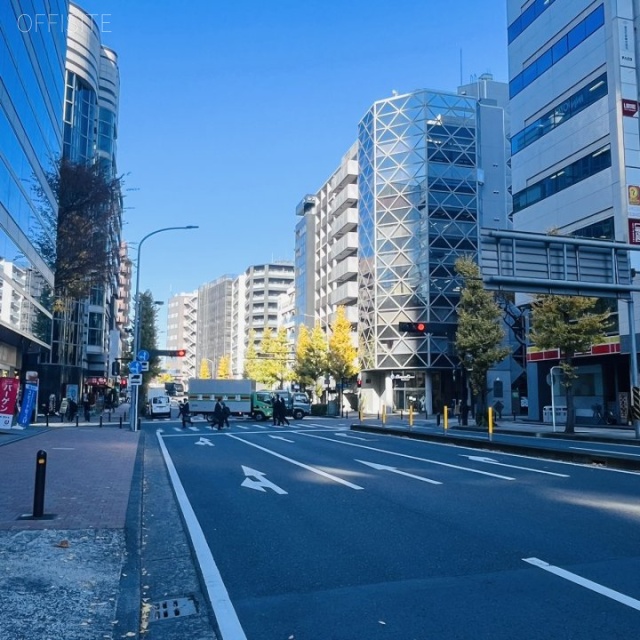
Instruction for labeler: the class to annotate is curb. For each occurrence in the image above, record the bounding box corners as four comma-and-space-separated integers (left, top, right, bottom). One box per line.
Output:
350, 423, 640, 472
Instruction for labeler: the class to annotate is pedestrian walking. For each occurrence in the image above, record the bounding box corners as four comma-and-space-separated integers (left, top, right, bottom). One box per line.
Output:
277, 395, 290, 426
213, 397, 224, 430
271, 394, 279, 425
179, 400, 191, 428
221, 401, 230, 428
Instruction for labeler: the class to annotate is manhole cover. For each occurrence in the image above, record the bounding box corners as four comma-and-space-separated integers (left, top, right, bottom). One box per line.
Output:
151, 596, 197, 622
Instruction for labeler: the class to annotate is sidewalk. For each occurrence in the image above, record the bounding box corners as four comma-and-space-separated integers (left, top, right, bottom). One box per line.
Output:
0, 419, 218, 639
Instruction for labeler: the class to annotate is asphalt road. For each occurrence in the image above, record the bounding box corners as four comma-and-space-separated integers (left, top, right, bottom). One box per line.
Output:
157, 417, 640, 640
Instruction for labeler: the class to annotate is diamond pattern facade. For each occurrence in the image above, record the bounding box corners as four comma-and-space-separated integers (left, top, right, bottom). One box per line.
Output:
358, 90, 480, 376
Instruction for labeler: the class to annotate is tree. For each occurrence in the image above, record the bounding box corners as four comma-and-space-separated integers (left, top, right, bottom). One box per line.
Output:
138, 291, 162, 400
327, 306, 358, 409
530, 295, 610, 434
199, 359, 212, 379
454, 257, 511, 423
34, 157, 123, 299
243, 330, 263, 381
217, 355, 232, 379
294, 323, 328, 398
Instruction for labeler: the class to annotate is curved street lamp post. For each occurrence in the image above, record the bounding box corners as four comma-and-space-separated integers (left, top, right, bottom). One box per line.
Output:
129, 225, 198, 431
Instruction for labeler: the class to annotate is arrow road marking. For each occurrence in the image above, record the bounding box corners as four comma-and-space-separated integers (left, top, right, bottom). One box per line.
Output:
227, 434, 364, 489
335, 433, 371, 441
356, 460, 442, 485
524, 557, 640, 611
461, 455, 569, 477
195, 437, 214, 446
298, 432, 514, 480
269, 435, 295, 443
241, 466, 287, 494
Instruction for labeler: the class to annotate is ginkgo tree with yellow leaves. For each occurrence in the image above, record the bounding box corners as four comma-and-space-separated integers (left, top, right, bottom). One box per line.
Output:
327, 306, 358, 405
216, 355, 232, 379
294, 323, 328, 399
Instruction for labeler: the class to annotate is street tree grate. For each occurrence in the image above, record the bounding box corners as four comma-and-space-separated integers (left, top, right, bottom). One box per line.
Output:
151, 596, 197, 622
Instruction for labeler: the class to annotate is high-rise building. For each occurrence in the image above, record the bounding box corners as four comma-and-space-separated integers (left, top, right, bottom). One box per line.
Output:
295, 143, 359, 335
166, 292, 197, 383
507, 0, 634, 421
0, 2, 68, 377
357, 82, 510, 415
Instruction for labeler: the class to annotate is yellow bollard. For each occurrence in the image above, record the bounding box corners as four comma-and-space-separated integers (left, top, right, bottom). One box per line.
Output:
409, 405, 414, 427
444, 405, 448, 431
382, 404, 387, 425
488, 406, 494, 439
359, 409, 363, 422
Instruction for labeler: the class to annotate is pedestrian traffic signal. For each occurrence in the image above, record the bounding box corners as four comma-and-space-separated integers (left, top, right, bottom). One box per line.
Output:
398, 322, 428, 334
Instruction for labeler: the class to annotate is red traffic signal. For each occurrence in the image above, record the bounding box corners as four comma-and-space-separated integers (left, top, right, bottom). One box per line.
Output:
150, 349, 186, 357
175, 349, 186, 357
398, 321, 428, 334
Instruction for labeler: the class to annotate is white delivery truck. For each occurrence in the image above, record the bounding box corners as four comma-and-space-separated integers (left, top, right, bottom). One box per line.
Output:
187, 379, 255, 421
145, 385, 171, 419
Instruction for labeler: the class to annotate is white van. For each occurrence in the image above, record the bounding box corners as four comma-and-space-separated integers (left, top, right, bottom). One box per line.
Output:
147, 395, 171, 419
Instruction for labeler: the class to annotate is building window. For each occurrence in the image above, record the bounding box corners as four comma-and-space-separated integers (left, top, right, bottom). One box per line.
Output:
88, 311, 103, 346
511, 74, 608, 155
508, 0, 559, 44
513, 145, 611, 213
509, 5, 604, 98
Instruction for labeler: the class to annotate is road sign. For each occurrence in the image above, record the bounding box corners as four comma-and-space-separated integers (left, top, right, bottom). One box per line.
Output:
141, 361, 149, 372
128, 361, 142, 374
129, 373, 142, 386
137, 350, 150, 362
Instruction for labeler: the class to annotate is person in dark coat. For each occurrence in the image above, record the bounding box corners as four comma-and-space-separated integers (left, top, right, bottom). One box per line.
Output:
277, 395, 290, 426
213, 398, 224, 430
180, 400, 191, 428
221, 401, 230, 428
271, 394, 279, 425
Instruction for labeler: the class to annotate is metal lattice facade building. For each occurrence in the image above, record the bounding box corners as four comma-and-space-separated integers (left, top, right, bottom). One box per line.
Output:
357, 82, 509, 414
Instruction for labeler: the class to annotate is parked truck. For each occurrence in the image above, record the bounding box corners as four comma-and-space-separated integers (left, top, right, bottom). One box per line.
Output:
187, 379, 311, 421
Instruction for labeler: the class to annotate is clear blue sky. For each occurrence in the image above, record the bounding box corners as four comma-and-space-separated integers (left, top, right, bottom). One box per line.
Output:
78, 0, 508, 317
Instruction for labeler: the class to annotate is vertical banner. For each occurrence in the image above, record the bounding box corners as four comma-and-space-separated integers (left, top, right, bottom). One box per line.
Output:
0, 378, 20, 428
17, 383, 38, 428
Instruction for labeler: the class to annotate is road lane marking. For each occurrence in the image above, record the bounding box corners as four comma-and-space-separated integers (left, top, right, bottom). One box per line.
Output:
461, 455, 569, 477
355, 460, 442, 485
156, 432, 248, 639
241, 466, 288, 494
226, 434, 364, 489
269, 435, 295, 443
195, 437, 214, 447
298, 433, 514, 480
335, 433, 371, 441
523, 557, 640, 611
570, 446, 640, 457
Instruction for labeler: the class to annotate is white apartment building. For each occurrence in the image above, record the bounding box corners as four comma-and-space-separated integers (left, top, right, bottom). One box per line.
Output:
295, 142, 359, 335
507, 0, 637, 421
166, 292, 197, 382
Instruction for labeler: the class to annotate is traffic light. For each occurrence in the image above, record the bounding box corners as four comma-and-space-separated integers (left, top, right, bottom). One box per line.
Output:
150, 349, 186, 357
398, 321, 428, 334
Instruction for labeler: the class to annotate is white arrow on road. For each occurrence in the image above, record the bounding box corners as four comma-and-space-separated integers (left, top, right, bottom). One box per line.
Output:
268, 435, 295, 443
355, 459, 442, 485
241, 466, 288, 494
335, 432, 370, 441
461, 455, 569, 477
195, 437, 215, 447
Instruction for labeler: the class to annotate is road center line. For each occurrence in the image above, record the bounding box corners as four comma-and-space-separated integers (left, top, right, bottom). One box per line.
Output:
156, 432, 248, 639
225, 434, 364, 489
523, 557, 640, 611
298, 433, 514, 480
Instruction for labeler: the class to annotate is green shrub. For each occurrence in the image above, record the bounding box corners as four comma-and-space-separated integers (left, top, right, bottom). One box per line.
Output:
311, 403, 327, 416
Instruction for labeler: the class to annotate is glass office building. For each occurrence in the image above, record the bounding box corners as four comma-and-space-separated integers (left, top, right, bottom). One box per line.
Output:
358, 82, 510, 415
0, 1, 68, 374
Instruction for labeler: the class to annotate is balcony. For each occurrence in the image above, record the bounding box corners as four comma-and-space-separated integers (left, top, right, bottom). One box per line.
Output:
332, 207, 358, 239
331, 159, 358, 192
330, 281, 359, 306
331, 257, 358, 284
329, 232, 358, 262
330, 183, 358, 217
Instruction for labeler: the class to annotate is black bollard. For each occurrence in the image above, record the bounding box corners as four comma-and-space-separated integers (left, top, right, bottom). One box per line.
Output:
33, 450, 47, 517
119, 416, 122, 429
436, 412, 441, 428
60, 412, 64, 423
108, 411, 112, 422
99, 415, 103, 428
75, 414, 79, 427
400, 410, 403, 421
45, 413, 49, 427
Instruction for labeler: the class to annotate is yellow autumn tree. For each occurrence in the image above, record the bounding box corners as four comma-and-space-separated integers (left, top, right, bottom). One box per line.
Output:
217, 354, 232, 379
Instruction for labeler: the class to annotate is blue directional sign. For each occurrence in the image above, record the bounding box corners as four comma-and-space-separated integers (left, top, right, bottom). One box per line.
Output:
137, 349, 150, 362
129, 361, 142, 374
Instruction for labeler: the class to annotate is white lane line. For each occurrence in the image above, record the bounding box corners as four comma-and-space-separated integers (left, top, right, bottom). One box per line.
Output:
356, 459, 442, 485
225, 434, 364, 490
298, 432, 514, 480
460, 455, 570, 477
156, 432, 248, 640
570, 446, 640, 457
523, 557, 640, 611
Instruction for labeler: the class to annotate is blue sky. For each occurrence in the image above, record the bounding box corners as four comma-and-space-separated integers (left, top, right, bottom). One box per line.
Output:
76, 0, 508, 327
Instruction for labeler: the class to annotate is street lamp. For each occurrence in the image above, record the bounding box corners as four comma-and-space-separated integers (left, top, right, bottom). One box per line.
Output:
129, 225, 198, 431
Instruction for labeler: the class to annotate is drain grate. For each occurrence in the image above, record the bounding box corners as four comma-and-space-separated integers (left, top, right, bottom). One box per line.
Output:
151, 596, 197, 622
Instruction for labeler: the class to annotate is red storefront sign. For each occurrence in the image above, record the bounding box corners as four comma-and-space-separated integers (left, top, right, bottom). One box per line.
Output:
0, 378, 20, 428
